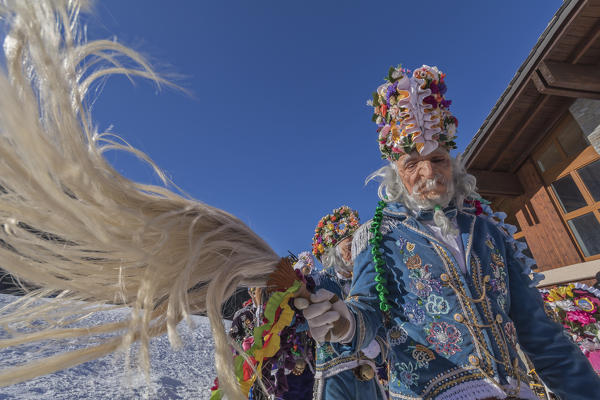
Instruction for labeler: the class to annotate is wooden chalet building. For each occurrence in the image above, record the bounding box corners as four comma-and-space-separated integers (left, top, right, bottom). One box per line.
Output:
463, 0, 600, 287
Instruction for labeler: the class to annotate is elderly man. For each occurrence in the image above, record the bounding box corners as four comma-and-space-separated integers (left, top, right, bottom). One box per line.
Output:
300, 65, 600, 399
309, 206, 385, 400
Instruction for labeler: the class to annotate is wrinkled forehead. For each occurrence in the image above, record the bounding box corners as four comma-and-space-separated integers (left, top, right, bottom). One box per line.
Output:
398, 148, 450, 167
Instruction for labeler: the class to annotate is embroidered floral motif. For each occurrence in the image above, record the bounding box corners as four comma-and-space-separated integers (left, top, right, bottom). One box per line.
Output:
388, 324, 408, 345
411, 344, 436, 368
395, 237, 411, 252
497, 295, 506, 312
425, 321, 463, 356
489, 269, 507, 294
317, 343, 335, 360
406, 242, 416, 252
404, 301, 426, 325
394, 362, 419, 387
491, 252, 504, 267
425, 294, 450, 315
486, 234, 508, 312
504, 321, 517, 346
408, 264, 442, 299
396, 238, 406, 247
406, 254, 422, 269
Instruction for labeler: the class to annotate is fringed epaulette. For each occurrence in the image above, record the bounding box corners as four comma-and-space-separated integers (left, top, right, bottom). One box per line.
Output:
351, 220, 372, 261
351, 216, 401, 260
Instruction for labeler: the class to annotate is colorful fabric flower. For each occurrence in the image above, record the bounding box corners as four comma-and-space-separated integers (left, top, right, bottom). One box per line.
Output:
553, 300, 577, 312
369, 64, 458, 160
293, 251, 315, 274
547, 284, 575, 302
567, 310, 597, 326
540, 283, 600, 370
425, 322, 463, 356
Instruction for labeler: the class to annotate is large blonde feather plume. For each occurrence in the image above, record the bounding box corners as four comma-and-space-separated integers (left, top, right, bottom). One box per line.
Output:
0, 1, 279, 398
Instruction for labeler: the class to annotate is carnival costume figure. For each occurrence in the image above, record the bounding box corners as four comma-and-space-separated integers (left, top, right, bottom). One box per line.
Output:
278, 254, 317, 400
298, 65, 600, 399
226, 289, 270, 400
310, 207, 386, 400
221, 279, 316, 400
0, 3, 322, 399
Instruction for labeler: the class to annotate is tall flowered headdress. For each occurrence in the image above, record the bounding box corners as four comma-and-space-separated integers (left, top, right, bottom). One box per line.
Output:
312, 206, 360, 260
368, 64, 458, 160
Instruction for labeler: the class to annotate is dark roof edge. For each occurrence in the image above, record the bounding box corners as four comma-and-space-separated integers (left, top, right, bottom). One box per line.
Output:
462, 0, 582, 168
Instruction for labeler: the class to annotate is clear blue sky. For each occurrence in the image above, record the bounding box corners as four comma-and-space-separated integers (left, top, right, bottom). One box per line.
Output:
86, 0, 562, 256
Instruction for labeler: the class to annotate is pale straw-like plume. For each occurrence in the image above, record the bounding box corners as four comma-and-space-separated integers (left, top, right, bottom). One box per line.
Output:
0, 1, 276, 398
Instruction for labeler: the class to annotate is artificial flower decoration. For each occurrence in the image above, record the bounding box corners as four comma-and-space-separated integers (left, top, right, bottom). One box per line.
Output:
293, 251, 315, 274
368, 64, 458, 160
312, 205, 360, 260
540, 283, 600, 375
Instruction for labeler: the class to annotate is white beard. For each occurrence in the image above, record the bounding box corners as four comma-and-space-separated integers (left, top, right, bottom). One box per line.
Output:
404, 176, 458, 237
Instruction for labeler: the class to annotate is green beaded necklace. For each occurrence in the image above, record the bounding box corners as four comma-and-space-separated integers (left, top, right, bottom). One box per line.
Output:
369, 200, 391, 313
369, 201, 445, 324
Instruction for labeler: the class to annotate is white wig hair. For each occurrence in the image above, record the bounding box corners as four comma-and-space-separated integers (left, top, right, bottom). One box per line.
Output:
0, 2, 278, 399
321, 243, 353, 276
366, 155, 478, 236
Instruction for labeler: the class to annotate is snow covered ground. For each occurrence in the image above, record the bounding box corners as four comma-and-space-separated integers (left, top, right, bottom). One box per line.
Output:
0, 294, 220, 399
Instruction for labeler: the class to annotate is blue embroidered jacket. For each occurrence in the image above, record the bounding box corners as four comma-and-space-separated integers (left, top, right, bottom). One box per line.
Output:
347, 202, 600, 400
313, 270, 387, 377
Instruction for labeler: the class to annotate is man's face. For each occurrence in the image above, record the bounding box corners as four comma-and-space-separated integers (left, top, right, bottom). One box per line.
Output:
395, 149, 452, 202
337, 236, 353, 265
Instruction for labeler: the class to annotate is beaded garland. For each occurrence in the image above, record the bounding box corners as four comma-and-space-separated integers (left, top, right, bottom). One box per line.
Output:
369, 200, 391, 315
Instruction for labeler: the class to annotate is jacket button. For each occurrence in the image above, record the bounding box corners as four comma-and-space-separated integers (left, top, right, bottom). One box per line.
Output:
440, 273, 450, 282
468, 355, 480, 366
496, 314, 503, 324
454, 313, 464, 323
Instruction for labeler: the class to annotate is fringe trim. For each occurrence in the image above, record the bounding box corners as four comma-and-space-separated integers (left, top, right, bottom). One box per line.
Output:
351, 217, 402, 260
434, 378, 537, 400
479, 204, 544, 287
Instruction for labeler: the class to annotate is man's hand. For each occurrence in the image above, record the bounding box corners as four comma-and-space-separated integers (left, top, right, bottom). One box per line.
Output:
294, 289, 355, 343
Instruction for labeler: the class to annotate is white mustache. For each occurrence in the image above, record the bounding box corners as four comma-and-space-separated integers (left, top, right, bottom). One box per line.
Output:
413, 175, 447, 195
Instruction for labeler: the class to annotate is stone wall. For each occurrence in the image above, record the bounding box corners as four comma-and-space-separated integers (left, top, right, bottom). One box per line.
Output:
570, 98, 600, 154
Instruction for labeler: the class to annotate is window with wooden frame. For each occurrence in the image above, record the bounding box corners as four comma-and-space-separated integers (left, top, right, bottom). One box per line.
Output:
533, 112, 600, 261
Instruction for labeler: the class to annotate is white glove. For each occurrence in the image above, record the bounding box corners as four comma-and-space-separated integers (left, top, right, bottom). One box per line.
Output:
294, 289, 355, 343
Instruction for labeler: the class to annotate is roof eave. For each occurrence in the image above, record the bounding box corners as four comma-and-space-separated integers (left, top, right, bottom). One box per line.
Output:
463, 0, 583, 168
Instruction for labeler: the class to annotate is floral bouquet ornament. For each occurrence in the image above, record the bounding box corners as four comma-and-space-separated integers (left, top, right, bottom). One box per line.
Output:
293, 251, 315, 275
312, 206, 360, 260
368, 64, 458, 160
540, 283, 600, 374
